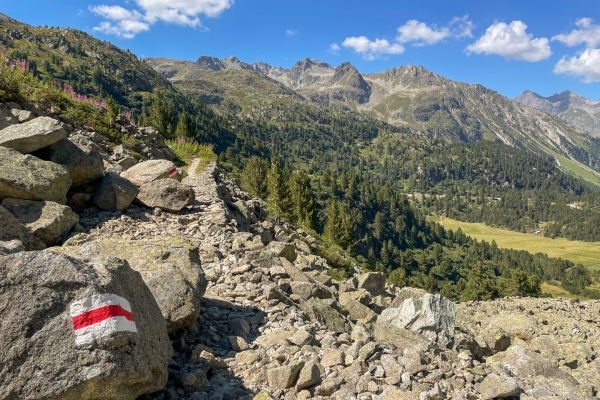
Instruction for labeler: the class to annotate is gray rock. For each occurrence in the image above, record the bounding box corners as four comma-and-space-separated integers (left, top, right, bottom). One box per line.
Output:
377, 291, 455, 348
45, 135, 105, 186
11, 109, 33, 123
296, 361, 321, 390
266, 241, 297, 262
299, 298, 350, 333
0, 103, 18, 130
93, 173, 139, 212
0, 251, 172, 400
356, 272, 387, 296
0, 147, 72, 204
475, 373, 520, 400
136, 179, 195, 212
267, 362, 304, 389
57, 237, 206, 332
120, 159, 180, 187
0, 205, 46, 251
0, 116, 66, 153
1, 198, 79, 246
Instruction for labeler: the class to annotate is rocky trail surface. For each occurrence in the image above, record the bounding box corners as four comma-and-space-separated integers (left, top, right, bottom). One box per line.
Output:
0, 101, 599, 400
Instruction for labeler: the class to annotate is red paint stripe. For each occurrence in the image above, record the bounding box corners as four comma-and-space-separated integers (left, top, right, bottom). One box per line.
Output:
72, 305, 134, 330
168, 167, 177, 176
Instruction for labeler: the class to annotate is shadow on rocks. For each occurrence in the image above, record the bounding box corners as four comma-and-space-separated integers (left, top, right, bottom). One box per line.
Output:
139, 297, 268, 400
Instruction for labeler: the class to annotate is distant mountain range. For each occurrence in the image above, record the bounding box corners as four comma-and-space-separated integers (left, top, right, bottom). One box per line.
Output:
515, 90, 600, 136
147, 55, 600, 178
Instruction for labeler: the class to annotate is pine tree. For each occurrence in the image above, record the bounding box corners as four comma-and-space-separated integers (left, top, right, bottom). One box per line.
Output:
267, 160, 291, 220
241, 157, 269, 199
289, 171, 317, 229
175, 111, 198, 139
147, 97, 174, 137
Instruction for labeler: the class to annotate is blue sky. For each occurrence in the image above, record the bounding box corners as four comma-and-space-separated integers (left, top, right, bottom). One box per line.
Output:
2, 0, 599, 100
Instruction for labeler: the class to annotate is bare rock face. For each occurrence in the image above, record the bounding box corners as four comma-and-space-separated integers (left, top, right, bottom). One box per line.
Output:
377, 290, 456, 348
0, 205, 46, 251
120, 159, 180, 187
0, 116, 66, 153
92, 173, 139, 212
43, 134, 105, 186
58, 237, 207, 332
0, 251, 172, 400
0, 103, 19, 130
136, 179, 195, 212
1, 198, 79, 246
0, 147, 72, 204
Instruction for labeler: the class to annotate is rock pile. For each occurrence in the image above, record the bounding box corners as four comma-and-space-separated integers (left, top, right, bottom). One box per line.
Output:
1, 101, 599, 400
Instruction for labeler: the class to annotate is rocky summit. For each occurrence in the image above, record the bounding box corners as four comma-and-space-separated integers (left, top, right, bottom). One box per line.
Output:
0, 99, 599, 400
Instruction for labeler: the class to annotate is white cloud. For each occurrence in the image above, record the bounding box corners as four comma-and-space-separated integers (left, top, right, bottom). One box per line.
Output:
554, 48, 600, 82
90, 0, 233, 38
329, 43, 341, 54
342, 36, 404, 60
552, 18, 600, 49
286, 29, 297, 37
396, 16, 473, 46
465, 20, 552, 62
93, 20, 150, 39
397, 20, 450, 45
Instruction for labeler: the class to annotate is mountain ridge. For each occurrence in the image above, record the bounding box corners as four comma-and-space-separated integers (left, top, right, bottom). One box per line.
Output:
148, 55, 600, 182
515, 90, 600, 135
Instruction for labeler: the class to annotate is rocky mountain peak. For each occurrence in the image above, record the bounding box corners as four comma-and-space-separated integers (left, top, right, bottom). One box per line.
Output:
195, 56, 227, 71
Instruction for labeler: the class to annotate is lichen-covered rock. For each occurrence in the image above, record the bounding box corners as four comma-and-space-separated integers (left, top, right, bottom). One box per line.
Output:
44, 134, 105, 186
0, 251, 172, 400
475, 373, 520, 400
0, 147, 72, 204
93, 172, 139, 212
120, 159, 180, 187
57, 237, 207, 332
377, 291, 455, 348
1, 198, 79, 246
0, 205, 46, 251
339, 289, 376, 321
0, 116, 66, 153
136, 179, 195, 212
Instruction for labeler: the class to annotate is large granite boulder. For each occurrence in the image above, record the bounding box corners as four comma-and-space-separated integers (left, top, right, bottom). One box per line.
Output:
356, 272, 387, 296
57, 237, 207, 332
0, 147, 72, 204
43, 134, 105, 186
136, 179, 195, 212
120, 159, 180, 187
0, 251, 172, 400
0, 205, 46, 251
1, 198, 79, 246
0, 116, 66, 153
377, 289, 456, 348
93, 173, 139, 212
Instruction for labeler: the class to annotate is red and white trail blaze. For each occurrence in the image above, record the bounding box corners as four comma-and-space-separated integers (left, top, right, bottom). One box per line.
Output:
69, 293, 137, 345
168, 167, 178, 176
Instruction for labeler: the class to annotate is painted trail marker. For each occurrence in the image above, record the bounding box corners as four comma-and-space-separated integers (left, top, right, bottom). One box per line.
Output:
70, 293, 137, 345
168, 167, 178, 177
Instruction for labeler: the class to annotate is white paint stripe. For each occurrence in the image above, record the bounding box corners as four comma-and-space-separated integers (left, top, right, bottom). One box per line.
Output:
74, 316, 137, 345
70, 293, 132, 316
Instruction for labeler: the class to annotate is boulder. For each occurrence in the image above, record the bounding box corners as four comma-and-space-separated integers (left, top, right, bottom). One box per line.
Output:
475, 373, 520, 400
377, 291, 455, 348
0, 205, 46, 251
128, 127, 176, 161
486, 345, 579, 383
356, 272, 387, 296
93, 173, 139, 212
0, 250, 172, 400
136, 179, 195, 212
0, 116, 66, 153
0, 147, 72, 204
0, 103, 18, 130
43, 134, 105, 186
265, 241, 297, 262
267, 362, 304, 389
57, 237, 207, 332
1, 198, 79, 246
339, 289, 376, 321
299, 298, 350, 333
120, 159, 180, 187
